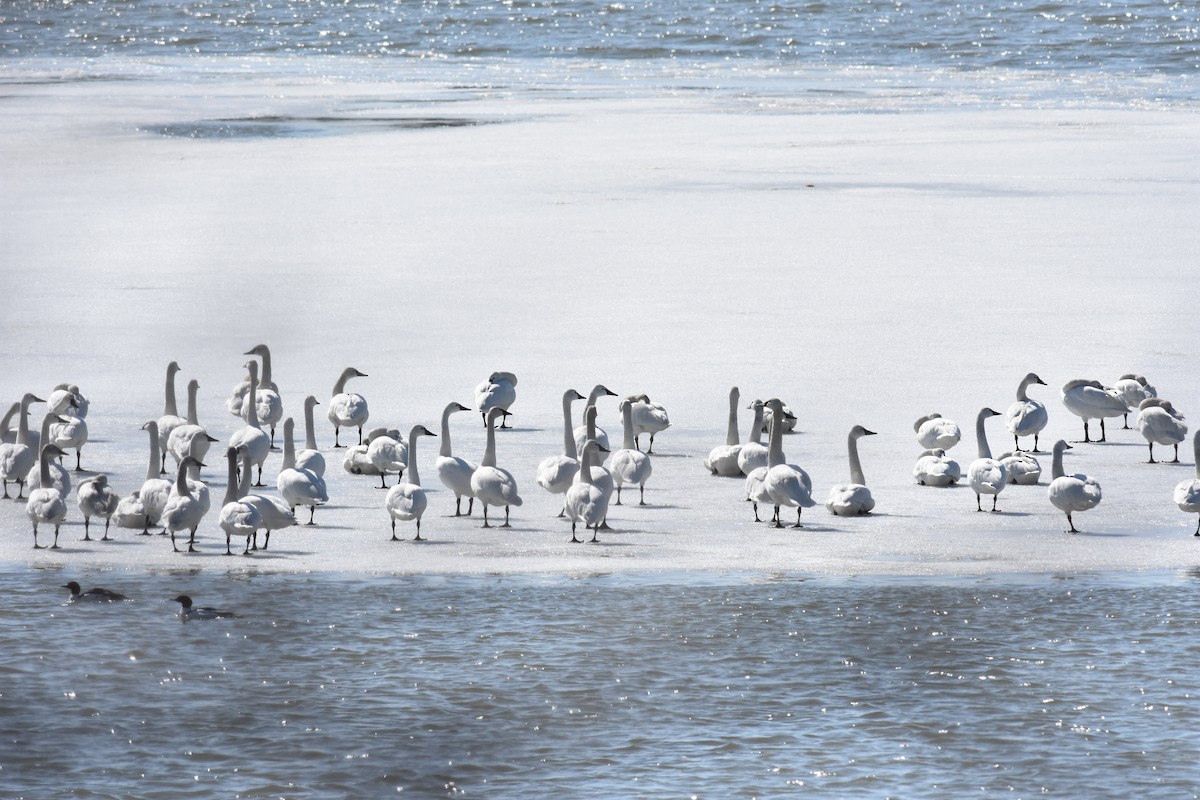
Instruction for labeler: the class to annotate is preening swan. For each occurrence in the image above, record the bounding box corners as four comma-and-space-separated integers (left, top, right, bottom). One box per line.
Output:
30, 413, 71, 497
1047, 440, 1101, 533
218, 447, 263, 556
296, 395, 326, 476
1135, 397, 1188, 464
825, 425, 877, 516
915, 414, 961, 450
607, 399, 653, 506
968, 408, 1009, 512
704, 386, 744, 477
48, 383, 88, 420
156, 361, 185, 475
760, 398, 815, 528
228, 360, 271, 486
237, 445, 297, 552
470, 408, 523, 528
628, 394, 670, 453
49, 394, 87, 472
328, 367, 369, 447
163, 455, 208, 553
913, 448, 961, 487
0, 393, 43, 499
737, 400, 768, 476
1173, 431, 1200, 535
137, 421, 173, 536
77, 474, 120, 541
367, 429, 409, 489
758, 401, 798, 434
1061, 379, 1129, 443
239, 344, 284, 447
436, 401, 477, 516
385, 425, 436, 541
278, 417, 328, 525
566, 439, 610, 543
573, 384, 617, 454
536, 389, 585, 515
475, 372, 517, 428
26, 444, 68, 549
998, 450, 1042, 485
1113, 373, 1156, 429
1004, 373, 1049, 451
166, 378, 213, 480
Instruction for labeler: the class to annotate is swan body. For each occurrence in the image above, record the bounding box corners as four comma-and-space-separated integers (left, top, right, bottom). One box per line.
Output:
228, 360, 271, 486
156, 361, 186, 474
48, 384, 88, 419
367, 430, 409, 489
575, 405, 615, 526
470, 408, 523, 527
573, 384, 617, 454
239, 344, 283, 446
758, 402, 798, 434
537, 389, 585, 511
607, 399, 653, 505
1114, 373, 1157, 428
968, 408, 1009, 512
218, 447, 263, 556
1061, 379, 1129, 442
77, 474, 120, 541
110, 491, 149, 532
237, 446, 297, 552
162, 456, 209, 553
49, 414, 88, 472
342, 427, 390, 477
475, 371, 517, 428
704, 386, 743, 477
826, 425, 877, 516
566, 440, 611, 543
913, 448, 961, 487
435, 402, 477, 516
295, 395, 326, 476
628, 394, 670, 453
1047, 440, 1102, 533
385, 425, 436, 541
1136, 397, 1188, 463
328, 367, 369, 447
760, 399, 815, 527
277, 417, 328, 525
0, 393, 42, 499
26, 444, 68, 549
137, 421, 174, 535
737, 400, 768, 475
998, 451, 1042, 485
1173, 432, 1200, 535
1004, 372, 1049, 451
915, 413, 961, 450
166, 379, 212, 479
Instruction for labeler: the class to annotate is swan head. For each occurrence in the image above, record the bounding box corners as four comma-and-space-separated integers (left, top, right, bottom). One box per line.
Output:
1023, 373, 1047, 387
84, 474, 109, 487
410, 425, 437, 439
181, 456, 206, 470
22, 392, 45, 405
141, 420, 158, 433
850, 425, 877, 438
243, 344, 270, 357
304, 395, 320, 409
1053, 440, 1072, 454
593, 385, 617, 398
187, 379, 200, 391
488, 371, 518, 386
566, 389, 585, 402
167, 361, 181, 375
980, 407, 1001, 419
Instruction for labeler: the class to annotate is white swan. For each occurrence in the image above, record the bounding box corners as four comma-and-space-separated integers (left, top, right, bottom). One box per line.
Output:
162, 455, 209, 553
1136, 397, 1188, 463
998, 450, 1042, 485
475, 371, 517, 428
0, 392, 42, 499
913, 448, 961, 487
166, 378, 214, 480
277, 416, 329, 525
436, 401, 477, 517
342, 427, 396, 477
759, 398, 815, 527
228, 360, 271, 486
1173, 431, 1200, 536
367, 429, 409, 489
217, 447, 263, 556
628, 394, 670, 453
573, 384, 617, 454
826, 425, 877, 516
156, 361, 186, 475
1004, 372, 1049, 452
136, 421, 174, 536
110, 490, 148, 535
536, 389, 585, 515
30, 412, 71, 497
0, 401, 19, 445
1114, 373, 1157, 429
1047, 440, 1102, 533
576, 404, 615, 527
328, 367, 369, 447
470, 408, 523, 528
1061, 379, 1129, 443
607, 399, 653, 506
915, 413, 961, 450
49, 394, 88, 472
76, 474, 120, 541
26, 444, 68, 549
968, 408, 1009, 512
236, 445, 297, 552
758, 401, 798, 434
737, 400, 768, 476
386, 424, 436, 541
239, 344, 284, 447
164, 436, 212, 541
566, 439, 611, 544
704, 386, 744, 477
48, 383, 89, 419
296, 395, 326, 476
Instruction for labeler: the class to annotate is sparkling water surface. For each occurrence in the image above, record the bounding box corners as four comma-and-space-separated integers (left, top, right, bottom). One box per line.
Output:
3, 568, 1199, 797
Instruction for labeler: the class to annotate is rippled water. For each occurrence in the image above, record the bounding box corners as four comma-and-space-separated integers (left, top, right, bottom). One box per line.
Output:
2, 0, 1199, 72
4, 568, 1199, 797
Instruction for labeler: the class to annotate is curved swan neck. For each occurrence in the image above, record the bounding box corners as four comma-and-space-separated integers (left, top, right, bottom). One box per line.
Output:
725, 387, 740, 447
39, 414, 56, 454
767, 404, 785, 467
164, 362, 180, 417
145, 422, 160, 481
1051, 443, 1067, 479
186, 380, 200, 425
282, 418, 297, 469
223, 449, 239, 505
333, 367, 358, 395
245, 362, 262, 430
407, 426, 425, 487
17, 394, 37, 445
439, 404, 455, 458
848, 432, 866, 485
561, 391, 579, 459
0, 403, 16, 440
303, 397, 318, 450
975, 410, 993, 460
621, 402, 636, 451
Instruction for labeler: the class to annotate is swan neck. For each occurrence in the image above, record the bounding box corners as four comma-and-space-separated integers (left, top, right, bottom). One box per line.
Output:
1194, 433, 1200, 480
187, 382, 199, 425
259, 348, 273, 385
578, 442, 595, 485
0, 404, 16, 440
333, 368, 353, 395
39, 447, 53, 489
621, 403, 636, 451
303, 398, 318, 450
585, 406, 598, 440
223, 452, 239, 505
17, 395, 35, 445
439, 405, 454, 458
164, 365, 178, 417
481, 417, 497, 468
238, 453, 252, 499
725, 389, 740, 447
407, 430, 422, 487
1016, 377, 1031, 402
767, 407, 785, 467
246, 364, 261, 429
1052, 446, 1066, 479
562, 393, 578, 459
748, 405, 764, 445
146, 424, 160, 482
39, 414, 55, 454
848, 433, 866, 485
175, 461, 190, 496
975, 412, 992, 460
282, 419, 296, 470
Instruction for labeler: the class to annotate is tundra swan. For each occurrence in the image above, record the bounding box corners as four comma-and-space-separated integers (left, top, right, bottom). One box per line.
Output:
136, 421, 174, 535
968, 408, 1009, 512
228, 360, 271, 486
536, 388, 585, 515
475, 371, 517, 428
1047, 440, 1102, 533
826, 425, 877, 516
218, 447, 263, 556
737, 400, 768, 475
1113, 374, 1156, 429
277, 417, 328, 525
998, 450, 1042, 485
566, 439, 611, 543
915, 413, 961, 450
239, 344, 284, 447
26, 444, 68, 549
470, 408, 522, 528
296, 395, 326, 476
1173, 432, 1200, 535
436, 402, 477, 516
30, 413, 71, 497
913, 448, 961, 487
607, 399, 653, 506
628, 394, 670, 453
573, 384, 617, 454
156, 361, 185, 474
367, 429, 409, 489
760, 398, 815, 527
77, 474, 120, 541
48, 383, 88, 419
1061, 379, 1128, 442
1004, 373, 1049, 451
49, 393, 87, 472
166, 379, 213, 480
0, 393, 42, 499
162, 456, 208, 552
704, 386, 744, 477
386, 425, 436, 541
237, 446, 297, 552
328, 367, 369, 447
1136, 397, 1188, 463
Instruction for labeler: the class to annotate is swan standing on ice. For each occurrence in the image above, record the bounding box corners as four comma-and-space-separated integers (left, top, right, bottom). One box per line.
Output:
166, 379, 213, 480
237, 445, 297, 552
228, 360, 271, 486
218, 447, 263, 556
470, 408, 523, 528
278, 417, 328, 525
1061, 379, 1129, 443
826, 426, 877, 516
296, 395, 326, 476
239, 344, 284, 447
436, 402, 477, 516
573, 384, 617, 454
386, 425, 436, 541
608, 399, 653, 506
737, 400, 769, 476
1113, 374, 1156, 429
49, 394, 87, 472
163, 456, 208, 553
1173, 432, 1200, 535
761, 399, 815, 528
475, 372, 517, 428
915, 414, 961, 450
48, 384, 88, 420
1136, 397, 1188, 464
77, 474, 120, 541
328, 367, 369, 447
628, 394, 670, 453
968, 408, 1010, 512
31, 413, 71, 497
156, 361, 185, 474
704, 387, 744, 477
26, 444, 68, 549
0, 392, 43, 499
1047, 440, 1102, 533
1004, 373, 1049, 451
566, 439, 610, 544
536, 389, 585, 515
913, 448, 961, 487
367, 429, 409, 489
137, 421, 174, 536
577, 405, 615, 527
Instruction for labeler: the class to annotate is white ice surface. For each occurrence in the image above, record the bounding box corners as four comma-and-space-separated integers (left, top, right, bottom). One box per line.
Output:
2, 60, 1199, 577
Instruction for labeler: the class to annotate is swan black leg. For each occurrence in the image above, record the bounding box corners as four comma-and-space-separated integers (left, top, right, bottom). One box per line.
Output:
83, 518, 92, 541
570, 521, 580, 543
501, 506, 512, 528
1148, 443, 1156, 464
414, 519, 423, 542
390, 519, 400, 541
1099, 419, 1108, 442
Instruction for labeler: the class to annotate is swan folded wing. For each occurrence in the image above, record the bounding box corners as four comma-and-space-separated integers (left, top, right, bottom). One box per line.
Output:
825, 484, 874, 515
1173, 480, 1200, 511
536, 456, 579, 492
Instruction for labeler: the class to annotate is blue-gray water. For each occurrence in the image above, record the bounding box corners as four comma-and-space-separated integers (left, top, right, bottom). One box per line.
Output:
4, 568, 1200, 797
